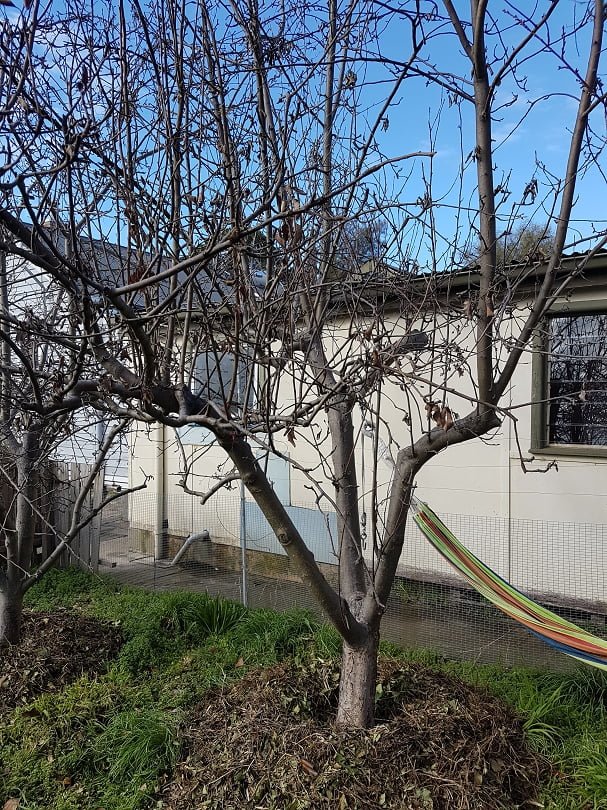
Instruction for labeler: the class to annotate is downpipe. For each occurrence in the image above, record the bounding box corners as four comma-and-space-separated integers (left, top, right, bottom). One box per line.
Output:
170, 530, 210, 566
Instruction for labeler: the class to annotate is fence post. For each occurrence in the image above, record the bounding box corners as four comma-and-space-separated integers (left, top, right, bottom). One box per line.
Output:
89, 470, 104, 573
70, 462, 83, 567
239, 481, 248, 607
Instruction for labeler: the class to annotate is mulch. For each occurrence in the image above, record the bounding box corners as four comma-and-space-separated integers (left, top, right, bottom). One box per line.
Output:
0, 609, 123, 718
161, 657, 548, 810
0, 612, 550, 808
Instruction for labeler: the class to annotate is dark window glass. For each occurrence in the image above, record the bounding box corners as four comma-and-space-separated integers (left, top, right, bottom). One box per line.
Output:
548, 313, 607, 445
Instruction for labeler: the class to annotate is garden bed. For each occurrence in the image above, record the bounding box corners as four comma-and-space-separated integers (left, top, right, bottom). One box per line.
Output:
0, 609, 123, 719
162, 657, 545, 810
1, 571, 604, 810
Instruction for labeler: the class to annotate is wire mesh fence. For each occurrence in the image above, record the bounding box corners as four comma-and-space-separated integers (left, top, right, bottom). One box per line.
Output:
97, 491, 607, 672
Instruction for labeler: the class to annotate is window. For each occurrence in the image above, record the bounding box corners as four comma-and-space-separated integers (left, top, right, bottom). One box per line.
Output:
193, 349, 253, 411
177, 349, 255, 446
532, 306, 607, 454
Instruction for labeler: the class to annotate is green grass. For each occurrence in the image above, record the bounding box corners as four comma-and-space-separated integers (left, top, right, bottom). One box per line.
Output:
0, 569, 604, 809
2, 570, 322, 810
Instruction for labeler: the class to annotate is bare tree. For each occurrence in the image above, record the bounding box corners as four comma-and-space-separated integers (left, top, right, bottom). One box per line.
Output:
0, 0, 605, 724
0, 226, 136, 643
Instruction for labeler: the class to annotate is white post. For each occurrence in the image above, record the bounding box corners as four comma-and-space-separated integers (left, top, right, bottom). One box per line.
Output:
237, 359, 248, 606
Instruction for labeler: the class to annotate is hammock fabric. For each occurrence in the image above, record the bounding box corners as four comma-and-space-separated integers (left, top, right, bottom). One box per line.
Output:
411, 498, 607, 670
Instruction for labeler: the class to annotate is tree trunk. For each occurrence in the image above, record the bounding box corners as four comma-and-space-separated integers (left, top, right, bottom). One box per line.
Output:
16, 431, 39, 575
335, 628, 379, 728
0, 579, 24, 645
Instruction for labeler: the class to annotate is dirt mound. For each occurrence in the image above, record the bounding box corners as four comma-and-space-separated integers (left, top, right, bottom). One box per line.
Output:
0, 609, 123, 717
163, 657, 546, 810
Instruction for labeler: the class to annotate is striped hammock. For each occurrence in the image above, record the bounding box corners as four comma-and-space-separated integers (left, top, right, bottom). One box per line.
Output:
411, 498, 607, 670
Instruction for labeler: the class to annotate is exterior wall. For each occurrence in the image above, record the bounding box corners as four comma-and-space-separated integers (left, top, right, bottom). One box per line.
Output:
128, 424, 242, 554
504, 281, 607, 601
6, 256, 128, 483
128, 279, 607, 605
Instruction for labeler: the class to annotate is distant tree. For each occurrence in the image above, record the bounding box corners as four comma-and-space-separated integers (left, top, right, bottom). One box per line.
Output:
500, 223, 555, 266
333, 219, 389, 276
462, 222, 555, 269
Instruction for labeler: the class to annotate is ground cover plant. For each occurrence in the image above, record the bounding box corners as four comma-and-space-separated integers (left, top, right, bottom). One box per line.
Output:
1, 570, 607, 809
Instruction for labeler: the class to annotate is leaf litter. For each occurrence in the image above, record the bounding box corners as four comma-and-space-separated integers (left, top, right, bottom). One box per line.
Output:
161, 657, 547, 810
0, 609, 123, 719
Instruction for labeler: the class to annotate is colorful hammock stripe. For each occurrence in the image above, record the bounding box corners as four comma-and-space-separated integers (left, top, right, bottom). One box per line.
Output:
411, 498, 607, 670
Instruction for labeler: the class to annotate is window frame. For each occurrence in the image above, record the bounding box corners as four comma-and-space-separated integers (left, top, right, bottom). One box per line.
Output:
530, 299, 607, 459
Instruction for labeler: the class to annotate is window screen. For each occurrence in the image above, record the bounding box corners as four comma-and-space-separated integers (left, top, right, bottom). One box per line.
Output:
547, 313, 607, 445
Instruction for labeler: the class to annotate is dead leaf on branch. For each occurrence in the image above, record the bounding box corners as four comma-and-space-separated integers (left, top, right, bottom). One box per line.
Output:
425, 401, 454, 431
439, 407, 454, 431
425, 400, 438, 421
486, 293, 495, 318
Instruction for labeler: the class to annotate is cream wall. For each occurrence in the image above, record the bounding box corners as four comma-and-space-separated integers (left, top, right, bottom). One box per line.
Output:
128, 424, 242, 550
128, 282, 607, 603
502, 283, 607, 599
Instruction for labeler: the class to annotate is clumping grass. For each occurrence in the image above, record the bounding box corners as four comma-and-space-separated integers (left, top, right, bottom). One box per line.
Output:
24, 569, 248, 675
89, 707, 179, 806
2, 569, 605, 809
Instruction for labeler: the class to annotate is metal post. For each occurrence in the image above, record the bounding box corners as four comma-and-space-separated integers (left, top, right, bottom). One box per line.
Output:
155, 422, 167, 561
96, 419, 107, 486
239, 480, 248, 607
237, 357, 248, 607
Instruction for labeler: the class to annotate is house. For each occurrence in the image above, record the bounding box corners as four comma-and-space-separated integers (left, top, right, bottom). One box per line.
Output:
4, 229, 131, 485
128, 251, 607, 611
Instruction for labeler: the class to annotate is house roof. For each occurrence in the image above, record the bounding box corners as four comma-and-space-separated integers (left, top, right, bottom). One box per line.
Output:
437, 249, 607, 293
31, 222, 607, 319
329, 250, 607, 315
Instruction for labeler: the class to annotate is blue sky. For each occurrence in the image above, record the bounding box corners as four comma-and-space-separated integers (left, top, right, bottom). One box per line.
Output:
2, 0, 604, 269
361, 2, 607, 266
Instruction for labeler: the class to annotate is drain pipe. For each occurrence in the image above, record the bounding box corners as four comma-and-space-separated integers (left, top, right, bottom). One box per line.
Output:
155, 422, 167, 560
171, 530, 210, 566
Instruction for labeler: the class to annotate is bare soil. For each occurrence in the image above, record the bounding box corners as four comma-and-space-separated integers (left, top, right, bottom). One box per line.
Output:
0, 609, 123, 718
162, 657, 547, 810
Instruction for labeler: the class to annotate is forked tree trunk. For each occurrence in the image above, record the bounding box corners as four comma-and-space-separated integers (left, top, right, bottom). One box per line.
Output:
335, 628, 379, 728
